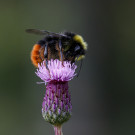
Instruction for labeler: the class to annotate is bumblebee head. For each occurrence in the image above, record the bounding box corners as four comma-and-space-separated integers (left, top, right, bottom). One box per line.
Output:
73, 34, 87, 61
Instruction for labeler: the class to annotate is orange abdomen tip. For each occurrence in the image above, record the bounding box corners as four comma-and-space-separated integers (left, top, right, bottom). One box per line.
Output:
31, 44, 42, 67
33, 44, 41, 50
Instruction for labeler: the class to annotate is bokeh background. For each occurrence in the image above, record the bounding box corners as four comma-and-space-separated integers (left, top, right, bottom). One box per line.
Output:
0, 0, 135, 135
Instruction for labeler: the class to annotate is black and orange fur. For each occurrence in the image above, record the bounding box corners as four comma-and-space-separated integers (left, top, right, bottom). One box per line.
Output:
27, 30, 87, 67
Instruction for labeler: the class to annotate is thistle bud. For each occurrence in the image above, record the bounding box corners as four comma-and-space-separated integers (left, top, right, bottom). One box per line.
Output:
42, 81, 72, 125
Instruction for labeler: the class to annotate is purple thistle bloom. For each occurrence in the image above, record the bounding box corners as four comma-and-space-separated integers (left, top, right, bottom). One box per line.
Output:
36, 59, 77, 84
36, 59, 77, 127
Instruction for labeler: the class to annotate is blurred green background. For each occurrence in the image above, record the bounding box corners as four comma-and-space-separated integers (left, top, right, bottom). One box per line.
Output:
0, 0, 135, 135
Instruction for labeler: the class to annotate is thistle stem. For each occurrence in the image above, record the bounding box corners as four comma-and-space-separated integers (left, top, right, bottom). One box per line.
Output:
53, 125, 63, 135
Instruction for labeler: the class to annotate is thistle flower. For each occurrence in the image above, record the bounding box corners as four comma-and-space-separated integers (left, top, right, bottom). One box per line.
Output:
36, 59, 77, 135
36, 59, 77, 84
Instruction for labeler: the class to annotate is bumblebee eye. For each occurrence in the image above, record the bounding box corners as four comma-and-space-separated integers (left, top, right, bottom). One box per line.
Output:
74, 45, 80, 52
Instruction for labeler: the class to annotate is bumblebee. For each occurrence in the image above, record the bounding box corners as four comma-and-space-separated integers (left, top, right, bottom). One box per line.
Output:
26, 29, 87, 67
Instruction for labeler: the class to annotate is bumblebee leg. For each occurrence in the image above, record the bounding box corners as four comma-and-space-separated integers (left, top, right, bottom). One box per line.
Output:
44, 43, 48, 69
77, 59, 83, 77
75, 55, 79, 64
59, 40, 63, 62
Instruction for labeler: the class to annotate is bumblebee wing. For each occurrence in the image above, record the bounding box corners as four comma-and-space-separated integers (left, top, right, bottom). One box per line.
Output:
26, 29, 59, 36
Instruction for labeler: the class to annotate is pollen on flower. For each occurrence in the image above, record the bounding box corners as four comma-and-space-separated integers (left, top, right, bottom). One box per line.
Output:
35, 59, 77, 84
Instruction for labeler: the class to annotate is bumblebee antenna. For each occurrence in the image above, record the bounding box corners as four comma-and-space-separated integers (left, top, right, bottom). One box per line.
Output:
77, 59, 83, 77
